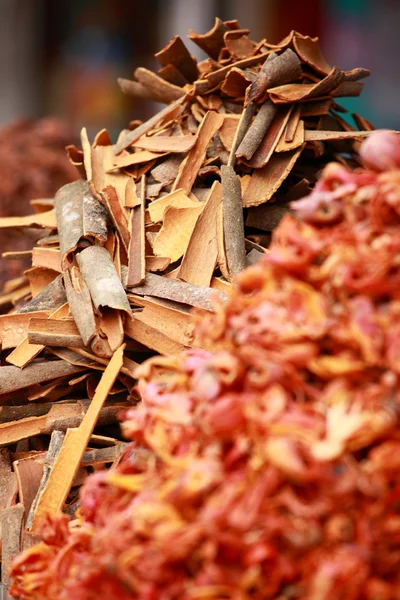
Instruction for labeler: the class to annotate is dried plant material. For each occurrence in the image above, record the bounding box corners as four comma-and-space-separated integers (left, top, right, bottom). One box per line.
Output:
155, 35, 198, 82
300, 98, 333, 117
130, 272, 227, 310
134, 67, 185, 103
145, 256, 171, 272
30, 345, 124, 531
63, 268, 97, 347
150, 156, 182, 185
115, 96, 187, 153
179, 182, 222, 286
7, 303, 69, 368
0, 361, 85, 395
55, 180, 109, 267
188, 17, 230, 60
1, 504, 24, 584
100, 186, 130, 252
293, 34, 331, 75
217, 115, 240, 152
173, 111, 224, 193
111, 150, 167, 169
152, 204, 204, 262
127, 177, 146, 287
31, 247, 62, 273
221, 165, 246, 279
353, 112, 375, 131
77, 246, 130, 315
227, 103, 257, 166
148, 188, 199, 223
0, 23, 384, 584
13, 456, 44, 516
27, 318, 83, 348
246, 201, 291, 230
0, 210, 56, 230
331, 80, 364, 97
248, 48, 302, 104
243, 146, 303, 207
268, 66, 344, 103
132, 134, 197, 153
130, 296, 196, 349
0, 312, 49, 351
236, 100, 278, 160
244, 105, 293, 168
304, 129, 373, 141
276, 118, 304, 152
220, 67, 253, 97
125, 316, 185, 355
117, 77, 155, 101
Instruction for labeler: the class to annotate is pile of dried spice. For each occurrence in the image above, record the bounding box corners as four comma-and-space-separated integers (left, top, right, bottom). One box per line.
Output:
0, 19, 378, 575
0, 117, 78, 283
8, 129, 400, 599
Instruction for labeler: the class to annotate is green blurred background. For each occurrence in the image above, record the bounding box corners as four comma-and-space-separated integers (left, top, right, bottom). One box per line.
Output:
0, 0, 396, 138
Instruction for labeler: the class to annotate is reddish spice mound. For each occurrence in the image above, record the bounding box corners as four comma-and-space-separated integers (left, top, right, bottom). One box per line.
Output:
9, 131, 400, 599
0, 117, 78, 284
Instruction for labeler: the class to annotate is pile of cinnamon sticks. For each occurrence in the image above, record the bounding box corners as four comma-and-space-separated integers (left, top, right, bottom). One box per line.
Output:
0, 18, 376, 585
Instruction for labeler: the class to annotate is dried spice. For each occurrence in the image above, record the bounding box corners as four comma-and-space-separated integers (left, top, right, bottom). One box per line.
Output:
8, 130, 400, 599
0, 118, 78, 284
0, 19, 391, 592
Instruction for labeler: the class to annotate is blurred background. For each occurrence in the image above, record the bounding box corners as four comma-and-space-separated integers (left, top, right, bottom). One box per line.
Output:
0, 0, 399, 137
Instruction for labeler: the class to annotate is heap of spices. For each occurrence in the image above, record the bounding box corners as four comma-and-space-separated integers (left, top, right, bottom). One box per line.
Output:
0, 19, 386, 587
0, 117, 78, 283
8, 129, 400, 599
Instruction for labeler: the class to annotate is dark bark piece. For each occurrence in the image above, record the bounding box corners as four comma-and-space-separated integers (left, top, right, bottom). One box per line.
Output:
245, 248, 265, 266
130, 272, 227, 311
188, 17, 229, 60
236, 100, 278, 160
1, 504, 24, 584
228, 104, 256, 168
151, 156, 182, 184
155, 35, 198, 82
0, 361, 86, 395
77, 245, 131, 314
17, 275, 66, 314
221, 165, 246, 279
244, 105, 293, 169
248, 48, 302, 104
246, 202, 292, 231
55, 180, 109, 268
127, 177, 146, 287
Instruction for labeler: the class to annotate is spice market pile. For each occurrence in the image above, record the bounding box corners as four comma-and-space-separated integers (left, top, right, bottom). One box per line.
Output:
9, 129, 400, 599
0, 17, 390, 595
